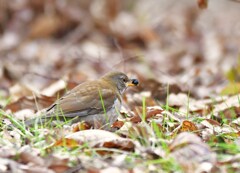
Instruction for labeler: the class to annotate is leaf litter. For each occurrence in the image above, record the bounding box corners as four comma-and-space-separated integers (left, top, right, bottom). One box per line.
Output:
1, 0, 240, 172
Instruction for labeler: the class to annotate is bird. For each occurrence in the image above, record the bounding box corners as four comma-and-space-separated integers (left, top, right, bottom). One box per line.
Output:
25, 71, 139, 130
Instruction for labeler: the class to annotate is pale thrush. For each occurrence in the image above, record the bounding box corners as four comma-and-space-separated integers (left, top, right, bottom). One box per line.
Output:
25, 71, 139, 129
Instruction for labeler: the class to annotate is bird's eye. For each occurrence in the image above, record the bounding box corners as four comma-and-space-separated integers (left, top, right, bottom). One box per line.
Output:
123, 78, 127, 82
121, 76, 128, 82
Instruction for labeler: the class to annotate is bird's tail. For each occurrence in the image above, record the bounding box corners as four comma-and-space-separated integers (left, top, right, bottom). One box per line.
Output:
24, 109, 71, 127
24, 109, 53, 127
24, 116, 48, 126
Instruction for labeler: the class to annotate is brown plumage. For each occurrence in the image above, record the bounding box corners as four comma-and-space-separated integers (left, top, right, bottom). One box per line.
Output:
25, 71, 139, 130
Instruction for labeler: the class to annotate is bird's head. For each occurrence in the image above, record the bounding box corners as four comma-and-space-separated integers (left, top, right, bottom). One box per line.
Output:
101, 71, 139, 93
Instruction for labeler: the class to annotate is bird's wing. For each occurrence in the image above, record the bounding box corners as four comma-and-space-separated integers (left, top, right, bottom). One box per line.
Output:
46, 80, 118, 118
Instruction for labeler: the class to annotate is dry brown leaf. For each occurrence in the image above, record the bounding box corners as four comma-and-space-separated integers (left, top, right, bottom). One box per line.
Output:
170, 132, 216, 172
18, 146, 44, 166
212, 94, 240, 118
47, 155, 70, 173
180, 120, 198, 134
204, 119, 221, 126
29, 14, 62, 38
40, 79, 67, 97
9, 83, 35, 102
222, 106, 240, 120
130, 106, 163, 123
139, 27, 159, 44
130, 114, 142, 123
197, 0, 208, 9
201, 119, 221, 129
112, 120, 124, 128
54, 130, 135, 151
71, 122, 92, 132
53, 138, 79, 148
146, 106, 164, 119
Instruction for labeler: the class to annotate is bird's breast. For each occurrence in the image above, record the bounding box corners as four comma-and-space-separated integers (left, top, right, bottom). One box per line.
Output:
113, 99, 121, 110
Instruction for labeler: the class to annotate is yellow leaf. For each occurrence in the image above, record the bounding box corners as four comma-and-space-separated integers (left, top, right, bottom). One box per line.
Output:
221, 82, 240, 95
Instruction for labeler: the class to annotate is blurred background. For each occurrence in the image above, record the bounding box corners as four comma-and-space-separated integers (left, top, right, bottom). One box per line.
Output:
0, 0, 240, 105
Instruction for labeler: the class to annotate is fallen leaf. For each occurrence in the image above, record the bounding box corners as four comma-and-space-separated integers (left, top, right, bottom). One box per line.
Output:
29, 14, 62, 38
197, 0, 208, 9
170, 132, 216, 172
180, 120, 198, 134
53, 130, 135, 151
47, 154, 70, 173
9, 84, 35, 102
112, 120, 124, 128
212, 94, 240, 115
71, 122, 92, 132
221, 82, 240, 95
130, 106, 163, 123
53, 138, 79, 148
18, 146, 44, 166
41, 79, 67, 97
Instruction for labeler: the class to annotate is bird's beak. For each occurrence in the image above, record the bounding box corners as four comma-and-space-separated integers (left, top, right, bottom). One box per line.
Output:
126, 79, 139, 87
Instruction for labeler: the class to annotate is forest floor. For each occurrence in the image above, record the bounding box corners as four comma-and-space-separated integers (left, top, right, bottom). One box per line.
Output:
0, 0, 240, 172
